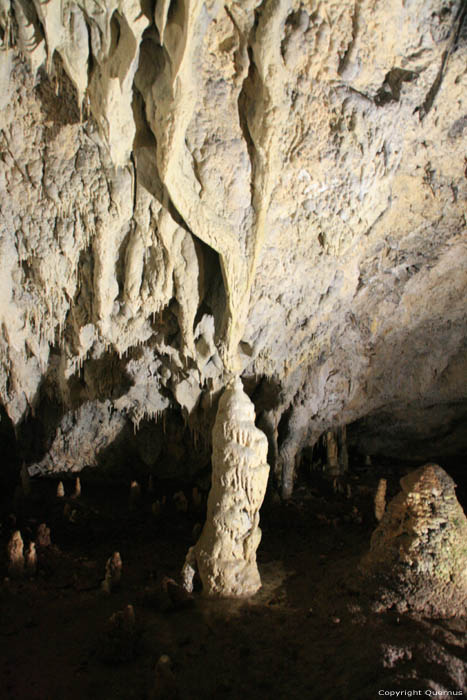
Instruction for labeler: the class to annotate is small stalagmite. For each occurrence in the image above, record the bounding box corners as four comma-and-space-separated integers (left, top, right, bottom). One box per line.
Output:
72, 477, 81, 499
129, 480, 141, 511
173, 491, 188, 513
374, 478, 387, 522
25, 542, 37, 576
325, 431, 339, 477
7, 530, 25, 577
36, 523, 51, 548
102, 551, 123, 594
151, 655, 178, 700
361, 463, 467, 617
151, 500, 161, 517
56, 481, 65, 498
182, 377, 270, 597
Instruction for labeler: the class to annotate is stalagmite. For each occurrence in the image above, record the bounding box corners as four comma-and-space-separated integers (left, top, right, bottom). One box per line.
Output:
173, 491, 188, 513
72, 477, 81, 498
151, 655, 178, 700
151, 501, 161, 518
102, 551, 122, 594
374, 478, 387, 522
361, 464, 467, 617
56, 481, 65, 498
129, 480, 141, 511
25, 542, 37, 576
36, 523, 51, 548
182, 377, 269, 597
325, 431, 339, 477
7, 530, 24, 577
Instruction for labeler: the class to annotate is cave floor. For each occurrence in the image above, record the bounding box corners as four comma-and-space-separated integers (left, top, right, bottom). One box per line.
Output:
0, 472, 466, 700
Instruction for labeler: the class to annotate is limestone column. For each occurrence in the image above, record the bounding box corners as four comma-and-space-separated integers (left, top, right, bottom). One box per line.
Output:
183, 377, 270, 597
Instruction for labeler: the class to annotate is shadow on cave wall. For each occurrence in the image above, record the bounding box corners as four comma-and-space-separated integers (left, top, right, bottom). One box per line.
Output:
0, 404, 20, 500
81, 407, 212, 491
15, 345, 135, 468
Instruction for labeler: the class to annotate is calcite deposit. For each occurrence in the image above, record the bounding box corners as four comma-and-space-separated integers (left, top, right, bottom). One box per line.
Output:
183, 377, 269, 597
7, 530, 24, 578
361, 464, 467, 617
0, 1, 464, 497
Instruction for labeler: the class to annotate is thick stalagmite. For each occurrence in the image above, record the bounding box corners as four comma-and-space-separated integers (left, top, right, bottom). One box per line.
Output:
183, 377, 269, 597
361, 464, 467, 617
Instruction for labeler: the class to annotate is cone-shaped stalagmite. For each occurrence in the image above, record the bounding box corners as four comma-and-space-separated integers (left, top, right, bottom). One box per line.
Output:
7, 531, 24, 577
183, 377, 270, 597
361, 464, 467, 617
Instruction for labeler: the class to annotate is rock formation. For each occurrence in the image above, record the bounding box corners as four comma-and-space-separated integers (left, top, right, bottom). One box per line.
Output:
72, 477, 81, 499
36, 523, 51, 548
129, 480, 141, 511
361, 464, 467, 617
102, 551, 123, 594
7, 530, 24, 577
183, 377, 269, 597
25, 541, 37, 576
374, 478, 387, 522
0, 1, 464, 496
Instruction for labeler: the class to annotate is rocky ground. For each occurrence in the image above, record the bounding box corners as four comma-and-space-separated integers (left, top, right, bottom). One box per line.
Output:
0, 462, 466, 700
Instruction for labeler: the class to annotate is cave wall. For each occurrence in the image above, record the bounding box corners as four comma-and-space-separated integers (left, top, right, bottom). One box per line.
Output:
0, 0, 465, 488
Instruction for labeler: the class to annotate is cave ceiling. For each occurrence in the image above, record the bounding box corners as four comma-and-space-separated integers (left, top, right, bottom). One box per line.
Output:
0, 0, 465, 485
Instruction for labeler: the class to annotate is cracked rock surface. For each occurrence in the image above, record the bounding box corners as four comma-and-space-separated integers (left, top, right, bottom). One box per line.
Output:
0, 0, 465, 486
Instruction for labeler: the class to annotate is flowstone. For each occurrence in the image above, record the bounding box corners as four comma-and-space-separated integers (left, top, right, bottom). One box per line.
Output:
183, 377, 269, 597
361, 464, 467, 617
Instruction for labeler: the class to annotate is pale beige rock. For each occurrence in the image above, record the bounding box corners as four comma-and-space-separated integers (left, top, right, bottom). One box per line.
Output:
25, 541, 37, 576
183, 377, 270, 597
72, 477, 81, 499
374, 478, 387, 522
56, 481, 65, 498
7, 530, 24, 577
0, 0, 464, 495
361, 464, 467, 617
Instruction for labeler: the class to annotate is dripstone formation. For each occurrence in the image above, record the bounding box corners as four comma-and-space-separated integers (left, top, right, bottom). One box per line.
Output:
0, 1, 464, 496
361, 464, 467, 618
183, 377, 269, 597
